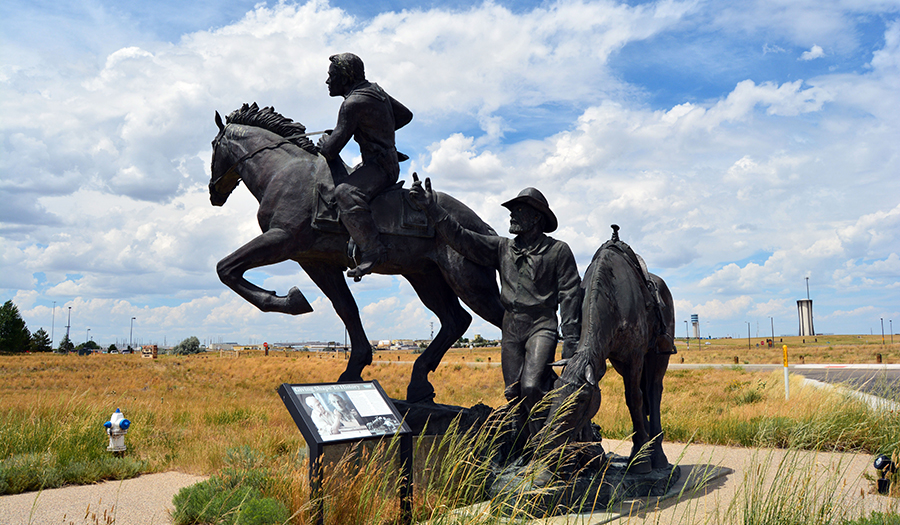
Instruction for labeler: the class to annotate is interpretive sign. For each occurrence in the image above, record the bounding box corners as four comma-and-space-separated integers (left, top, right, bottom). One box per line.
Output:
279, 381, 410, 443
278, 380, 412, 525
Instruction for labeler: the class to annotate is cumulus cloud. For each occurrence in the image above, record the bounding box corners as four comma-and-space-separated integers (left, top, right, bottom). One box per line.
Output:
799, 44, 826, 61
2, 0, 899, 345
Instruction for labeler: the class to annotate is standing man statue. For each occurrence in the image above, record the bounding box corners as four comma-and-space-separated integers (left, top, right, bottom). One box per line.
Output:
410, 175, 582, 441
317, 53, 414, 278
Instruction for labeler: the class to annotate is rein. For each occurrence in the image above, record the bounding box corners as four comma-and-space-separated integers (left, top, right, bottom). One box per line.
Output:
212, 130, 327, 190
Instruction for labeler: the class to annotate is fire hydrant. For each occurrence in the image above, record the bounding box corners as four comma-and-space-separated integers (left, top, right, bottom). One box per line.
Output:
104, 408, 131, 453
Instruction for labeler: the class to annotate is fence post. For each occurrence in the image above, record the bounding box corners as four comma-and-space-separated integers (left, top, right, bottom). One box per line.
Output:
783, 345, 789, 400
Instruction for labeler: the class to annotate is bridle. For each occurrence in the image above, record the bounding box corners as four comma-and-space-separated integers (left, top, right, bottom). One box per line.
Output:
210, 128, 329, 193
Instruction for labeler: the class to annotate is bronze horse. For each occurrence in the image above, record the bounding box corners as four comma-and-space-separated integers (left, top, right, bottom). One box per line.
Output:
542, 227, 675, 473
209, 103, 504, 402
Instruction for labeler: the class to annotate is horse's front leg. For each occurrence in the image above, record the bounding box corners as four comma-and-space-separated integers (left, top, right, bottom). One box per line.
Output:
217, 228, 312, 314
301, 262, 372, 382
403, 272, 472, 403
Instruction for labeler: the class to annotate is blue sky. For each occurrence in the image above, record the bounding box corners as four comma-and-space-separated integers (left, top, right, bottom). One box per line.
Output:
2, 0, 898, 347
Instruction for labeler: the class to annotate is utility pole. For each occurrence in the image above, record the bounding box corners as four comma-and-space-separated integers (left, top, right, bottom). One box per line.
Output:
51, 301, 56, 348
65, 306, 72, 344
130, 317, 136, 350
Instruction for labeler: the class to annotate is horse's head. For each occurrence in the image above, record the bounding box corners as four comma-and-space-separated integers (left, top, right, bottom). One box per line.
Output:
209, 111, 242, 207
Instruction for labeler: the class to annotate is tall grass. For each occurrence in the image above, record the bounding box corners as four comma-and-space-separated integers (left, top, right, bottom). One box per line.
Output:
727, 447, 866, 525
595, 368, 900, 456
3, 352, 899, 523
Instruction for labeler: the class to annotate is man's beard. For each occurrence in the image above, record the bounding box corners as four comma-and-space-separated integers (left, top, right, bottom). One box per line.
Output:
509, 219, 538, 235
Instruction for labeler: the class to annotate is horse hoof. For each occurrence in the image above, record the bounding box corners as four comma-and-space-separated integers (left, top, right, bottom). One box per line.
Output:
285, 287, 313, 315
628, 458, 653, 475
406, 381, 435, 403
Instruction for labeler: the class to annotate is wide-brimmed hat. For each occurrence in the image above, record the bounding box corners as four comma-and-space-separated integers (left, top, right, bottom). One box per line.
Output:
502, 187, 558, 233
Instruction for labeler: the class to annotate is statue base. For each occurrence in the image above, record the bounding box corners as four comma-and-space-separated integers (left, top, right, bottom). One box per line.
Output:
489, 454, 681, 517
390, 399, 493, 435
389, 400, 685, 518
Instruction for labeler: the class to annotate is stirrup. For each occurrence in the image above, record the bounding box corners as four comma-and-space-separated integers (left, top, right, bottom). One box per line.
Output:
347, 247, 385, 281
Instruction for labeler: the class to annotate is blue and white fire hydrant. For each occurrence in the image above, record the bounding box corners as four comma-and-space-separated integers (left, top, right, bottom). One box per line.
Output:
104, 408, 131, 453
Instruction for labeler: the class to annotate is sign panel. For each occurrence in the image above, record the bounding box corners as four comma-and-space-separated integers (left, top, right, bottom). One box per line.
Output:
279, 381, 410, 444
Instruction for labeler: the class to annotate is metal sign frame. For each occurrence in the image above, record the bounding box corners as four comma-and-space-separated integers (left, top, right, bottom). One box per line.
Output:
278, 380, 412, 525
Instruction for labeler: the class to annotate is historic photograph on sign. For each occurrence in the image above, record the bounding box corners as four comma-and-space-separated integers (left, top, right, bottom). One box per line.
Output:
291, 383, 402, 442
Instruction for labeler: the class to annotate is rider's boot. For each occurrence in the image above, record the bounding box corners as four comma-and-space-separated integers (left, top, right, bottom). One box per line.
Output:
343, 208, 387, 279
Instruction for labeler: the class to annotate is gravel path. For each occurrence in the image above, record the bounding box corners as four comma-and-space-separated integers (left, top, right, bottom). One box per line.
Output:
0, 472, 206, 525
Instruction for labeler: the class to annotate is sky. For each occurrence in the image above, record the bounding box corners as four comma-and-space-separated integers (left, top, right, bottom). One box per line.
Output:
2, 0, 898, 349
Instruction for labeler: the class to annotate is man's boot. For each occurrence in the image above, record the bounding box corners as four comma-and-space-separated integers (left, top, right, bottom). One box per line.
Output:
342, 208, 387, 279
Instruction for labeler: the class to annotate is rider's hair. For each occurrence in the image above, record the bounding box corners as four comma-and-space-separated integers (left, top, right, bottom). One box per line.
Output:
329, 53, 365, 85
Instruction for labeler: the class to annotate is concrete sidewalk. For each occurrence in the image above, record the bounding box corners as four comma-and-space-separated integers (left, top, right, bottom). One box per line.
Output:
0, 472, 206, 525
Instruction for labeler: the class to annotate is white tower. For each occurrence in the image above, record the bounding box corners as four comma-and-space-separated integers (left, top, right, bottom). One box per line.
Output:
797, 277, 814, 337
797, 299, 814, 337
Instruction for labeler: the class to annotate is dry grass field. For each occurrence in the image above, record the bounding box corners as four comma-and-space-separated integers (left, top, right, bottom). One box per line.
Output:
425, 334, 899, 366
1, 338, 898, 523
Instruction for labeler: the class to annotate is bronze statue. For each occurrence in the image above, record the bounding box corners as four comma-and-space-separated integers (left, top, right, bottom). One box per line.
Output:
409, 175, 582, 440
209, 103, 503, 402
317, 53, 414, 279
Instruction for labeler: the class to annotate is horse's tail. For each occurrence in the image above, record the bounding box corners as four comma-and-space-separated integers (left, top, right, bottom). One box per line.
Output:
650, 274, 675, 351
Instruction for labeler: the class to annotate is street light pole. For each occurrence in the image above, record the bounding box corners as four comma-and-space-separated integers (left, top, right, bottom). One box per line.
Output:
685, 320, 689, 350
51, 301, 56, 349
881, 318, 885, 345
770, 317, 775, 345
66, 306, 72, 344
86, 328, 90, 343
130, 317, 136, 350
747, 322, 751, 351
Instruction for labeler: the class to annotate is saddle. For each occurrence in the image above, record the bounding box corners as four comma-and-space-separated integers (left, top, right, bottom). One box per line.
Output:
595, 225, 675, 354
312, 178, 434, 239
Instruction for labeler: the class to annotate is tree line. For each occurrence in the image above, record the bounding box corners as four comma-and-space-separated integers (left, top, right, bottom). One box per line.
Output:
0, 300, 52, 353
3, 300, 228, 356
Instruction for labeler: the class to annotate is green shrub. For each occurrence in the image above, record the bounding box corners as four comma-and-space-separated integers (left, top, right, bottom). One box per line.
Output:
0, 451, 145, 495
843, 512, 900, 525
234, 497, 290, 525
172, 446, 287, 525
172, 479, 222, 524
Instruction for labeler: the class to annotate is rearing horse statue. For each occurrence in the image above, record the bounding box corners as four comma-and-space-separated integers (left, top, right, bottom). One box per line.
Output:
209, 103, 504, 402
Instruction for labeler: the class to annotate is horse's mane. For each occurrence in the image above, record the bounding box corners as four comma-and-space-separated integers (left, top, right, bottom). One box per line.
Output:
226, 102, 317, 154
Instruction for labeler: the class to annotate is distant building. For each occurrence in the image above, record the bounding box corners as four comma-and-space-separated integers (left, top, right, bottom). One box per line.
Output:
797, 299, 814, 336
